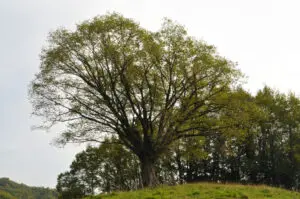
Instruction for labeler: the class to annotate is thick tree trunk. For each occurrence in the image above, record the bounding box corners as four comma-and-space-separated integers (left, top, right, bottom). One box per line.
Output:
139, 155, 158, 188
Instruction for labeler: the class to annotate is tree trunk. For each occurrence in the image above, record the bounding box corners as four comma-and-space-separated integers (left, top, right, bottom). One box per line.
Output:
139, 155, 158, 188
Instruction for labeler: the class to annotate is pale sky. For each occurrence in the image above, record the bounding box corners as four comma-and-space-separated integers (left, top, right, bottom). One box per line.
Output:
0, 0, 299, 188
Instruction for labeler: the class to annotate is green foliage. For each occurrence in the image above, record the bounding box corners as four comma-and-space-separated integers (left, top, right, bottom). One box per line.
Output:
170, 86, 300, 189
56, 138, 140, 198
30, 12, 300, 190
29, 13, 241, 186
0, 178, 57, 199
86, 183, 300, 199
58, 86, 300, 197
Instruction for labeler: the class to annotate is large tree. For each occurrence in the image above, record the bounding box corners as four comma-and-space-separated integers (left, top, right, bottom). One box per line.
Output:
29, 13, 241, 187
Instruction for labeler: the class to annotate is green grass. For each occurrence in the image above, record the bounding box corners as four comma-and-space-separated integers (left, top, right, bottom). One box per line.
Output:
86, 183, 300, 199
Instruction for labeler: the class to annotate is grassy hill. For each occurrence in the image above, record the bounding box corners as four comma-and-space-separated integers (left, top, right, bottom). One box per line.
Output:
0, 190, 15, 199
0, 178, 57, 199
87, 183, 300, 199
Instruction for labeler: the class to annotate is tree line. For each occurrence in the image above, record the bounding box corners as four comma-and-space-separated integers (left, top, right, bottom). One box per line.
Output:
56, 86, 300, 198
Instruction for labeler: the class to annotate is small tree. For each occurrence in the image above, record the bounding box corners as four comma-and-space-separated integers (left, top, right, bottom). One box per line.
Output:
56, 172, 86, 199
29, 13, 241, 187
56, 139, 140, 198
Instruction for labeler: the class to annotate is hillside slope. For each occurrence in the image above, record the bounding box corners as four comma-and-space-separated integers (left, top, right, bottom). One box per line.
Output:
88, 183, 300, 199
0, 190, 15, 199
0, 178, 57, 199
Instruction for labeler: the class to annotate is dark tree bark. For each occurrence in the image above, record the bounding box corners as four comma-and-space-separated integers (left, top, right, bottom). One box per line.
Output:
139, 155, 158, 187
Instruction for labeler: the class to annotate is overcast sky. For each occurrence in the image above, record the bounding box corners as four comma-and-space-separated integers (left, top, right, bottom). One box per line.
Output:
0, 0, 299, 188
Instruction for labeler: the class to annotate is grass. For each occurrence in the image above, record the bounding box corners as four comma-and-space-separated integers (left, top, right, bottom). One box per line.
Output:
86, 183, 300, 199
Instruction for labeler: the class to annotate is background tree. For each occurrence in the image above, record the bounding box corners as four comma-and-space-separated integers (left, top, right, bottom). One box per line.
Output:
56, 137, 140, 198
166, 88, 262, 183
56, 172, 85, 199
170, 87, 300, 189
30, 13, 241, 187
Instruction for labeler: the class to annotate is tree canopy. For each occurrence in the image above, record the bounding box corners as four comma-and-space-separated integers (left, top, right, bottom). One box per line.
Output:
29, 13, 241, 187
